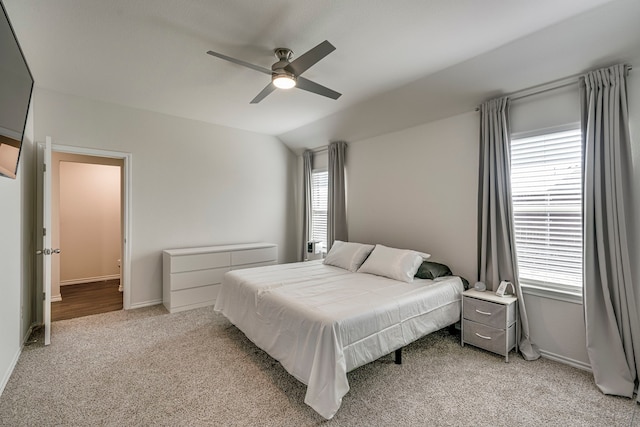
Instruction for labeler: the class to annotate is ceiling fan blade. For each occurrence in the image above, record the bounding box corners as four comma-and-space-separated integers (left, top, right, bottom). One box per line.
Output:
250, 83, 277, 104
206, 50, 272, 75
296, 77, 341, 100
285, 40, 335, 76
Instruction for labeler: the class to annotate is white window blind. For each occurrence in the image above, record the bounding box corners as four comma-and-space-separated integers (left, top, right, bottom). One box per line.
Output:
311, 170, 328, 249
510, 128, 583, 294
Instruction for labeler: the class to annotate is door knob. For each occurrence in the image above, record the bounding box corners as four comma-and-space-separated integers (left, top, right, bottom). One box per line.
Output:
35, 248, 60, 255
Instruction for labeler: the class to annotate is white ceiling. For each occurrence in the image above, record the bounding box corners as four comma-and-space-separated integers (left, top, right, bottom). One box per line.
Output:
4, 0, 640, 152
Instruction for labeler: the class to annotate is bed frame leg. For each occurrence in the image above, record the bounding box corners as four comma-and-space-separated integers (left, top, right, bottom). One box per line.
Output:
395, 348, 402, 365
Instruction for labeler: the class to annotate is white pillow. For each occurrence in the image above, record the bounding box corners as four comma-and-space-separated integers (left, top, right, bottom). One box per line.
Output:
323, 240, 375, 272
357, 244, 424, 283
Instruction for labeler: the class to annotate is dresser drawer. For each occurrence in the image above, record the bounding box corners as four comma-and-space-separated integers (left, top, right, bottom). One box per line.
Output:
463, 319, 515, 356
231, 262, 273, 271
170, 252, 230, 273
170, 284, 220, 311
464, 297, 512, 329
231, 247, 277, 266
170, 266, 229, 291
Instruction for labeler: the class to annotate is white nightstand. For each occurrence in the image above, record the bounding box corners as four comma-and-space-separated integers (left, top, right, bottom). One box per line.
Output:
461, 289, 518, 362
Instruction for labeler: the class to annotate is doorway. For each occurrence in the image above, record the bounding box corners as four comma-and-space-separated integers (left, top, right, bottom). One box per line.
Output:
36, 141, 132, 343
50, 155, 124, 321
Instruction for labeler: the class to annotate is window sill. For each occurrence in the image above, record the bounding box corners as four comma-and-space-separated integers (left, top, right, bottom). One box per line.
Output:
521, 284, 583, 305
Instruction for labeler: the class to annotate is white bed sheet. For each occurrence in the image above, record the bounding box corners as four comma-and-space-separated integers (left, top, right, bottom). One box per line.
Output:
214, 260, 464, 419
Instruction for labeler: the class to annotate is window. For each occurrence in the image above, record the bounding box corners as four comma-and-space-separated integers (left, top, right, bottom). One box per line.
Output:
510, 128, 583, 296
311, 170, 328, 251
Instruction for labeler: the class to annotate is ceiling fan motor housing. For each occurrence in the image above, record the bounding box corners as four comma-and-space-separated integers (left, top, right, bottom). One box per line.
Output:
274, 48, 293, 62
272, 48, 296, 87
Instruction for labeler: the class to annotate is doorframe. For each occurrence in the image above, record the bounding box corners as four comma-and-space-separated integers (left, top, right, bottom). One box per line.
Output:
52, 144, 132, 309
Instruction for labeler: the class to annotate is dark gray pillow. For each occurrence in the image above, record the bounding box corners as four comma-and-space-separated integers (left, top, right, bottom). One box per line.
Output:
414, 261, 453, 280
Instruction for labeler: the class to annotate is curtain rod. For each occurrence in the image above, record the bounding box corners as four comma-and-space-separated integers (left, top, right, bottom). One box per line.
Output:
475, 66, 633, 111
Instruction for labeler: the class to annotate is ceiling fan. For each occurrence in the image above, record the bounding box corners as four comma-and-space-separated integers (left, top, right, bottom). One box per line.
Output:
206, 40, 341, 104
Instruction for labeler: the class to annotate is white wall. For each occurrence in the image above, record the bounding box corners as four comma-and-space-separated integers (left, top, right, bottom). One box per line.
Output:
510, 85, 580, 134
524, 294, 588, 369
345, 106, 590, 365
347, 112, 479, 282
20, 100, 35, 341
344, 97, 591, 367
343, 62, 640, 370
0, 158, 22, 394
0, 96, 33, 395
33, 88, 298, 308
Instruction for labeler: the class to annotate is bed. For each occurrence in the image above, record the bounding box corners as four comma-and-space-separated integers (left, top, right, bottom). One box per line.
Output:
213, 242, 465, 419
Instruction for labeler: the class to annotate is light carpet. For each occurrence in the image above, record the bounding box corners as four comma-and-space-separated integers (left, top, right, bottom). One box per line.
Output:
0, 305, 637, 426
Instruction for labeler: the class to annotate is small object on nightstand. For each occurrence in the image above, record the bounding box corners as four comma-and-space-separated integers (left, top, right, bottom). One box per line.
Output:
306, 240, 324, 261
474, 281, 486, 291
495, 280, 515, 297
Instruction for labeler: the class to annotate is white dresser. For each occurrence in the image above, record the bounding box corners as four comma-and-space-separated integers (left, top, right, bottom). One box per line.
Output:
162, 243, 277, 313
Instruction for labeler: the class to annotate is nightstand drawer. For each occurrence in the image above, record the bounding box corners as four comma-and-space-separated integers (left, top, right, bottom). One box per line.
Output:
463, 319, 515, 356
464, 297, 514, 329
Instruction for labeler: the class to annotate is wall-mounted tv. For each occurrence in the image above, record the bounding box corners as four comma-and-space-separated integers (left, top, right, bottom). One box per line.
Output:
0, 1, 33, 179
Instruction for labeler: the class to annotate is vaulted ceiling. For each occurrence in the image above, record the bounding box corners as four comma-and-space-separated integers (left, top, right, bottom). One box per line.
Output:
4, 0, 640, 152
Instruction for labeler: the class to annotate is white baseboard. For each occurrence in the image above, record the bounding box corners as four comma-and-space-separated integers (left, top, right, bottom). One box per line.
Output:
60, 274, 120, 286
0, 346, 21, 397
51, 294, 62, 302
128, 299, 162, 310
1, 323, 41, 396
539, 349, 592, 372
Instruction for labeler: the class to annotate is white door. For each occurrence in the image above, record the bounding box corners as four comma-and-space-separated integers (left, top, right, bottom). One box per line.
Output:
36, 136, 57, 345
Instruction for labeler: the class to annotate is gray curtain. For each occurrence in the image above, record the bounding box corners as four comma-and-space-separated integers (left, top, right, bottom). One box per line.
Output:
327, 141, 348, 249
301, 150, 313, 261
477, 97, 540, 361
581, 64, 639, 400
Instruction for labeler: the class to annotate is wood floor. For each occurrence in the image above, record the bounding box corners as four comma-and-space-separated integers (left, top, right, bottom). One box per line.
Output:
51, 279, 123, 321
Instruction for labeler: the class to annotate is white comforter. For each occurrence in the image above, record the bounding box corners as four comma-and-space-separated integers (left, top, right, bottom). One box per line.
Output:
214, 260, 464, 419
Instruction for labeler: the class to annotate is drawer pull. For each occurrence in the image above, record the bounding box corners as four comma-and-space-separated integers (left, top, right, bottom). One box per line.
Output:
475, 333, 492, 340
475, 309, 492, 316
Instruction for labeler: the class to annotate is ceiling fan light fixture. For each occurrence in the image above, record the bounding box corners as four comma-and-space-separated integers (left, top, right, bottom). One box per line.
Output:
207, 41, 340, 103
272, 73, 296, 89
